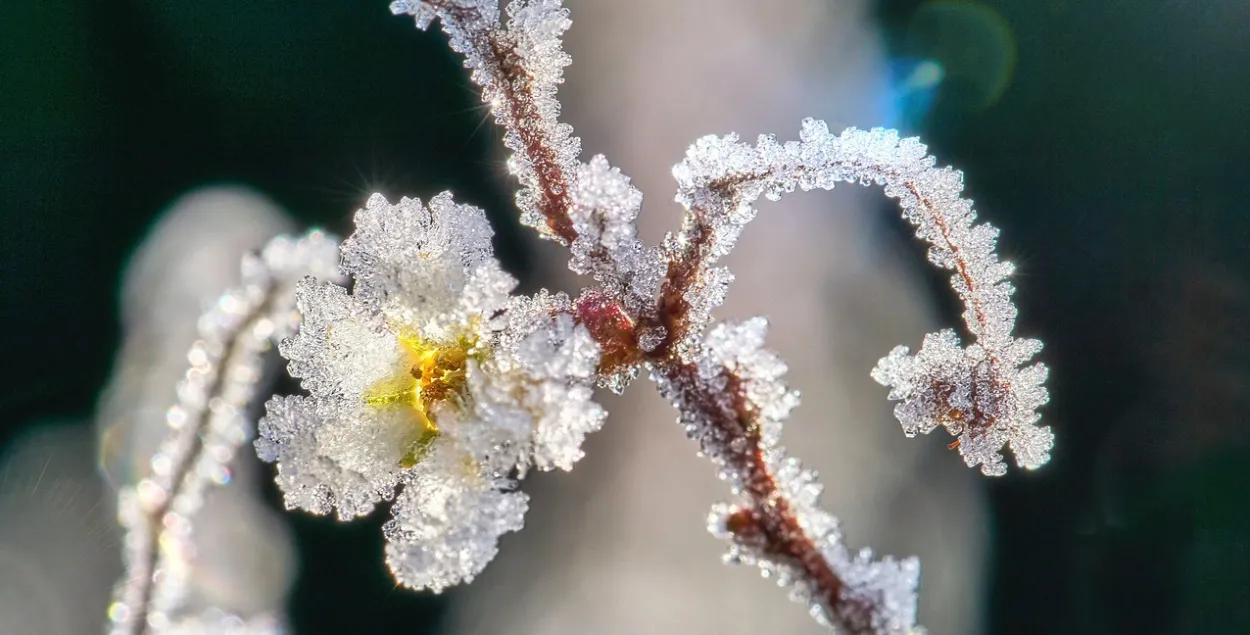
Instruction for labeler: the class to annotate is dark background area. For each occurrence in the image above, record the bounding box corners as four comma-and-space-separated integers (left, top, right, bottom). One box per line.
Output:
3, 1, 1248, 633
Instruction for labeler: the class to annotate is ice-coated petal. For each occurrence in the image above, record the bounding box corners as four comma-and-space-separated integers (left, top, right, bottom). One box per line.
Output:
483, 313, 605, 472
525, 377, 604, 472
417, 260, 517, 345
341, 192, 496, 317
255, 395, 407, 519
280, 279, 408, 401
383, 456, 528, 592
450, 311, 605, 474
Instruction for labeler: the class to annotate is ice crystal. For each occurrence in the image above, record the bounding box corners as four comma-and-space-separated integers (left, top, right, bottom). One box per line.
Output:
383, 453, 528, 591
257, 192, 605, 591
873, 331, 1051, 476
568, 155, 665, 309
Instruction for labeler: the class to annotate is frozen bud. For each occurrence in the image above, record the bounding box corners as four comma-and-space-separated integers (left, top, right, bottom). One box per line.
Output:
872, 329, 1052, 476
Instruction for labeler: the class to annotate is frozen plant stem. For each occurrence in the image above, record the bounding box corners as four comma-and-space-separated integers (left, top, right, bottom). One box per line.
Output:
98, 2, 1056, 634
391, 0, 582, 245
108, 233, 340, 635
669, 124, 1053, 478
387, 1, 1056, 633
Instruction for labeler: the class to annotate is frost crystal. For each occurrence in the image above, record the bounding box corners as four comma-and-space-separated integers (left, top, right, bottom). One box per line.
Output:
872, 331, 1051, 476
257, 192, 605, 591
568, 155, 665, 308
383, 454, 528, 591
672, 120, 1052, 475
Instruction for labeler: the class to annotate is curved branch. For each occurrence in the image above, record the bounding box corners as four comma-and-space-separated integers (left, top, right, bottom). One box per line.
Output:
108, 232, 339, 635
659, 120, 1052, 476
390, 4, 1050, 632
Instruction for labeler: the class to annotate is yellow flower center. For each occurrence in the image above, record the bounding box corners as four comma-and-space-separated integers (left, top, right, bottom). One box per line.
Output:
364, 331, 472, 467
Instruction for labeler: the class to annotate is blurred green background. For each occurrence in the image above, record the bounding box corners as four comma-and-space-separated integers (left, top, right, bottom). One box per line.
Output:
3, 0, 1249, 633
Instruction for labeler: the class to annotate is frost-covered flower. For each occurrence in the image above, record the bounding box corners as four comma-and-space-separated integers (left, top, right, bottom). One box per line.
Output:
256, 192, 605, 590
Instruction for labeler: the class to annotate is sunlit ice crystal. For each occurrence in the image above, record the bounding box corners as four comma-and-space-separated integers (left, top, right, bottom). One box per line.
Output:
392, 0, 580, 244
383, 450, 529, 591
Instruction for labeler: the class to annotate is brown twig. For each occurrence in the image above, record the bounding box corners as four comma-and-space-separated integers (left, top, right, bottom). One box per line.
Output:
660, 362, 887, 631
430, 0, 580, 245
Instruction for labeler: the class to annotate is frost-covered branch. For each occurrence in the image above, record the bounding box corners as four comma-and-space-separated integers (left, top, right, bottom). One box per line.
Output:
655, 320, 920, 634
665, 121, 1052, 475
391, 0, 581, 244
382, 1, 1050, 632
105, 3, 1055, 635
108, 232, 339, 635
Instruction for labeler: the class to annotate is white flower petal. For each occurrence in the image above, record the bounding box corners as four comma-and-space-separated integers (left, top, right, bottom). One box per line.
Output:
341, 192, 496, 320
255, 396, 402, 519
515, 318, 605, 471
417, 260, 517, 345
468, 313, 605, 473
281, 279, 407, 401
383, 458, 527, 592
